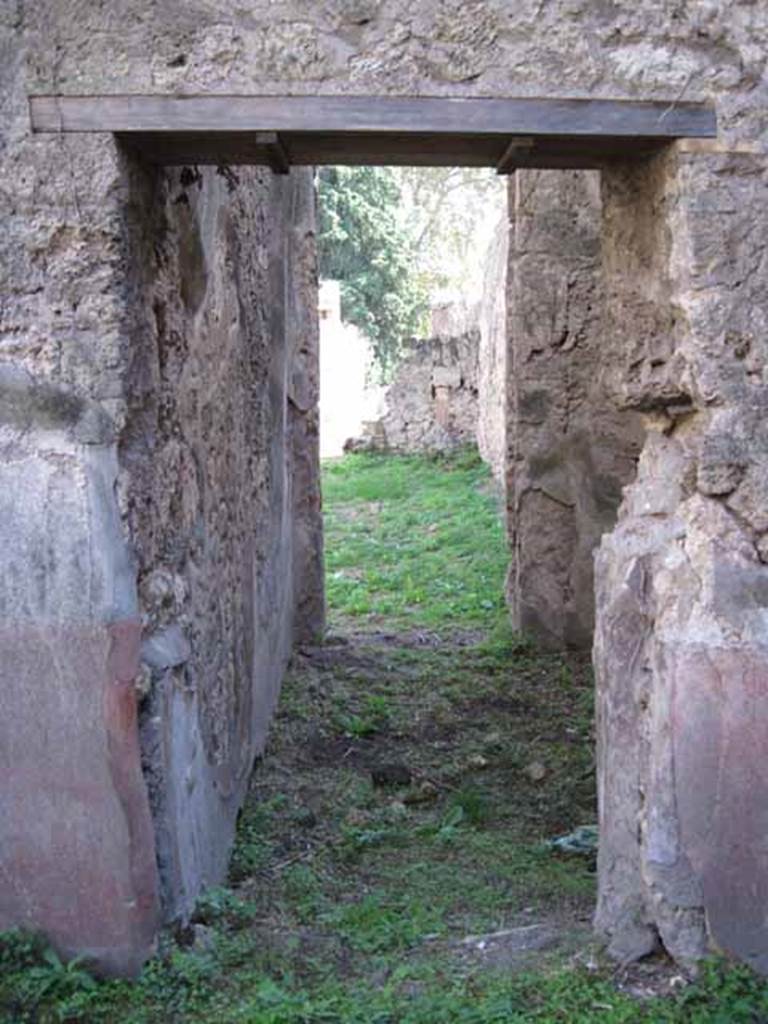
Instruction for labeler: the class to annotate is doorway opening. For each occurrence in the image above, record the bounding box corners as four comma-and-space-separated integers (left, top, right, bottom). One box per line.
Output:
211, 161, 607, 1010
10, 93, 722, 1000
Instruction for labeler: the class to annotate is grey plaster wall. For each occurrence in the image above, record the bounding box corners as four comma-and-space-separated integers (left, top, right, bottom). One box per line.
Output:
476, 217, 509, 485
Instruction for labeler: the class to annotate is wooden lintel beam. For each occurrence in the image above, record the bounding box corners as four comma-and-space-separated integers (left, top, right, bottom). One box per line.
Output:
28, 94, 717, 141
255, 131, 289, 174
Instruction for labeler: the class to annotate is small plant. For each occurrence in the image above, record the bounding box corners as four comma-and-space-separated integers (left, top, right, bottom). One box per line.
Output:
0, 929, 47, 971
434, 802, 466, 843
7, 944, 98, 1016
448, 785, 490, 827
193, 886, 256, 928
32, 949, 98, 997
332, 693, 391, 737
283, 865, 325, 923
340, 821, 406, 856
229, 793, 289, 881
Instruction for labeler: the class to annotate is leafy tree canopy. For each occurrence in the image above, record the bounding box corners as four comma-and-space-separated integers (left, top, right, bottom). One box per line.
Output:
317, 166, 427, 379
395, 166, 504, 302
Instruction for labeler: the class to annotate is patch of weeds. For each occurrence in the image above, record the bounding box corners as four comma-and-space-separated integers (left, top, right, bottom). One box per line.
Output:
332, 693, 391, 737
193, 886, 256, 928
447, 784, 490, 827
340, 821, 408, 857
323, 893, 445, 954
475, 617, 537, 666
229, 794, 288, 882
669, 958, 768, 1021
282, 864, 326, 923
0, 932, 100, 1023
0, 929, 47, 972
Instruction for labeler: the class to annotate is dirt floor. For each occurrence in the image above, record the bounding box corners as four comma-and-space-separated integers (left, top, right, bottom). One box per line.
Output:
3, 453, 767, 1022
229, 627, 597, 973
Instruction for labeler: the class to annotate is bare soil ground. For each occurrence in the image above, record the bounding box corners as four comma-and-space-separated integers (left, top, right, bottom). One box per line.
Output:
3, 453, 766, 1022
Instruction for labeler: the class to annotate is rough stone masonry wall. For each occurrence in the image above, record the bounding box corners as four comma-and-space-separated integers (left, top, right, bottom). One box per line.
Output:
349, 331, 479, 454
0, 7, 322, 975
3, 0, 768, 977
594, 145, 768, 971
118, 161, 322, 928
506, 170, 644, 650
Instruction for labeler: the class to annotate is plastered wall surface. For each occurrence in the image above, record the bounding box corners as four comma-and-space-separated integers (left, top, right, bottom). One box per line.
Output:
2, 0, 768, 975
476, 216, 509, 485
1, 5, 322, 973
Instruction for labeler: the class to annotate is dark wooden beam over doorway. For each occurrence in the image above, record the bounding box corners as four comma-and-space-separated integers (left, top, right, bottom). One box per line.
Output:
29, 94, 718, 171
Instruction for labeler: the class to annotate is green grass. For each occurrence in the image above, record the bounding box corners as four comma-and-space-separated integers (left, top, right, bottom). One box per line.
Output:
323, 450, 508, 630
3, 451, 768, 1023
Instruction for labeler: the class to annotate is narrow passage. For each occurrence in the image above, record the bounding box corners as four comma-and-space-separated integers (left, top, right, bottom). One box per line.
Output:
217, 454, 761, 1021
7, 455, 765, 1021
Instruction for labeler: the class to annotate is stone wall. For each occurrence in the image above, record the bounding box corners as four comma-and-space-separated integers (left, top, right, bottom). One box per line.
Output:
349, 331, 479, 454
0, 9, 322, 974
353, 217, 508, 464
118, 163, 322, 927
3, 0, 768, 978
506, 170, 644, 650
594, 146, 768, 971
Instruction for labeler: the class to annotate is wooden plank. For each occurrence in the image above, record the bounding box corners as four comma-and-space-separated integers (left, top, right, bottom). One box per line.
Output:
116, 131, 509, 168
285, 132, 507, 167
115, 129, 667, 170
29, 94, 717, 141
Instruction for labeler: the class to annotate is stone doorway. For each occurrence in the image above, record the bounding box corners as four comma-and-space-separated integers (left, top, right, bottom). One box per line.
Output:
7, 87, 768, 978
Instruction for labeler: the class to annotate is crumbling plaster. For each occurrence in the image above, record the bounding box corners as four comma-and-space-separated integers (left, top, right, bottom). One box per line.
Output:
2, 0, 768, 976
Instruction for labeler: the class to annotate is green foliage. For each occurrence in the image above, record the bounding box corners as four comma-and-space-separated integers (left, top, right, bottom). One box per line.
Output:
0, 933, 98, 1023
322, 892, 444, 953
447, 785, 490, 828
395, 166, 506, 300
332, 692, 391, 737
0, 929, 47, 972
317, 165, 428, 377
229, 793, 288, 882
193, 886, 256, 928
